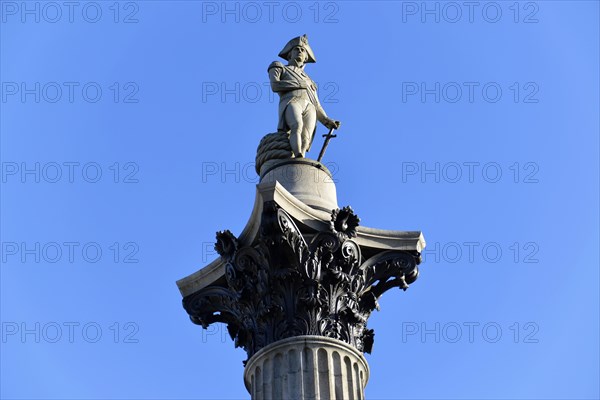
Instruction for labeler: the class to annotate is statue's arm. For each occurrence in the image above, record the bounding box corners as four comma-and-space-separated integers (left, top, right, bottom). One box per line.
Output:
268, 62, 306, 92
312, 81, 341, 129
314, 91, 329, 124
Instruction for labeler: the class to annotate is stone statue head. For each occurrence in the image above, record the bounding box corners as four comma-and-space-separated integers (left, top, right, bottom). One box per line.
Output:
278, 34, 316, 63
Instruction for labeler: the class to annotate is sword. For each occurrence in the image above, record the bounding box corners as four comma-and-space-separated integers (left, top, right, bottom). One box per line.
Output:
317, 127, 337, 163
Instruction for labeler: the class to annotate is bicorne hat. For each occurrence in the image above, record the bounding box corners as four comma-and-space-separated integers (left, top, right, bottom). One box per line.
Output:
278, 34, 316, 63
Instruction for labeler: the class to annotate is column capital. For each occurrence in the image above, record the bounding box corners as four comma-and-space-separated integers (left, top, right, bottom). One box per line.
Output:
182, 196, 422, 360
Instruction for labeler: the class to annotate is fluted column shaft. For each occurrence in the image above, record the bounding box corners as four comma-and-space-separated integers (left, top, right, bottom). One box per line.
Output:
244, 335, 369, 400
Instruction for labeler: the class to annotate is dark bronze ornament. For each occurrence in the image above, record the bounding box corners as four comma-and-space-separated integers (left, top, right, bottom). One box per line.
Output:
183, 201, 420, 361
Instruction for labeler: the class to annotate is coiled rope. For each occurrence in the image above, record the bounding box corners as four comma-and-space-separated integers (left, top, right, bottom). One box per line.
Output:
255, 131, 293, 174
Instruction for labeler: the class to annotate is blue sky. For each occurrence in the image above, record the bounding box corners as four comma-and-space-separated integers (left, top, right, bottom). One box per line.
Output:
1, 1, 598, 399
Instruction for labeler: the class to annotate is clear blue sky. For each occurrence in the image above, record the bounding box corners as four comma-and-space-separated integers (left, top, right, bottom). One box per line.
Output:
1, 1, 598, 399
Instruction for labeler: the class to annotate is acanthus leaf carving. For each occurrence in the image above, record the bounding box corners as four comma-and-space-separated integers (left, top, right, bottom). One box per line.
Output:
182, 201, 421, 360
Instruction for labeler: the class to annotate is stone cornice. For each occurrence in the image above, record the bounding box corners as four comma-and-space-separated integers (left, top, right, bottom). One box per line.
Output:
176, 181, 425, 298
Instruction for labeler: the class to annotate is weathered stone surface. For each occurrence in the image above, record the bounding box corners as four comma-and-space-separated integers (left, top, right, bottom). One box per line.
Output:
245, 335, 369, 400
260, 159, 338, 212
268, 35, 341, 159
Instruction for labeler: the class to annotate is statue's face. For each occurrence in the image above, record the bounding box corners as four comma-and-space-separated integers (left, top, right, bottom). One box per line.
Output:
289, 46, 307, 65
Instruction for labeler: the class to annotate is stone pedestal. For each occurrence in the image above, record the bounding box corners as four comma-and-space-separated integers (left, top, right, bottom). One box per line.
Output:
245, 336, 369, 400
260, 159, 338, 212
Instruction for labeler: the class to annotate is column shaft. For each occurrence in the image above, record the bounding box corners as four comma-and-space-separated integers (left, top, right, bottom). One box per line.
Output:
245, 336, 369, 400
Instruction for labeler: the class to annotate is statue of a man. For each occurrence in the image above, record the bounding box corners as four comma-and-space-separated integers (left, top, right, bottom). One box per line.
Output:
268, 35, 341, 158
